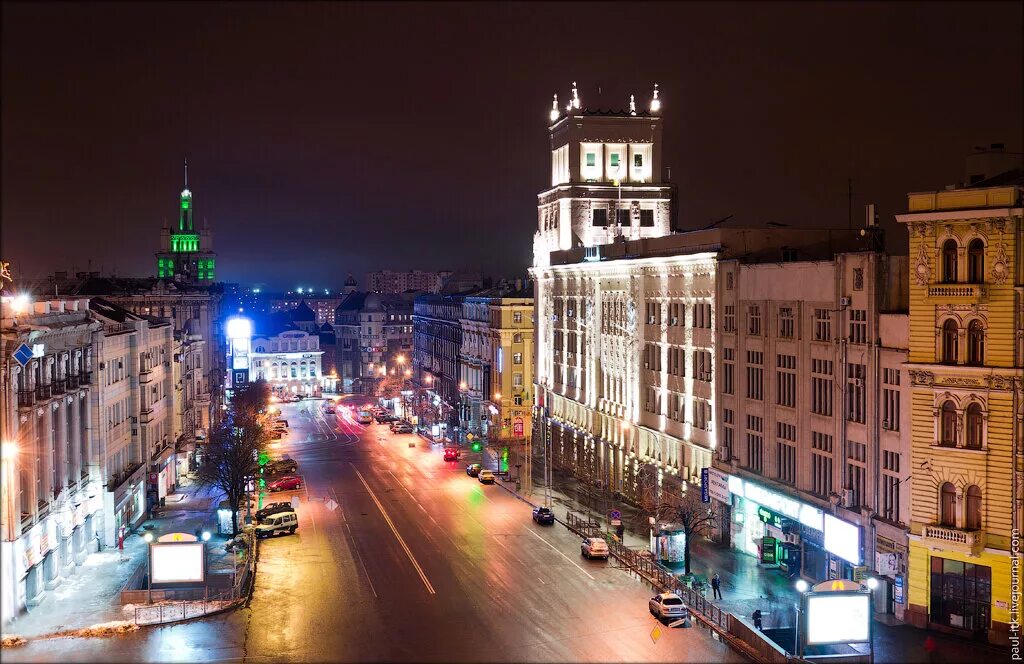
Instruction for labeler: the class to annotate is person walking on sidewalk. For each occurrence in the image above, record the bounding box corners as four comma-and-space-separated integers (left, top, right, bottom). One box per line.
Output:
711, 572, 723, 600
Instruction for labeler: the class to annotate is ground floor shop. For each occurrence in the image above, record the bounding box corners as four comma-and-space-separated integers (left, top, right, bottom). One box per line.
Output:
907, 540, 1016, 646
101, 472, 147, 548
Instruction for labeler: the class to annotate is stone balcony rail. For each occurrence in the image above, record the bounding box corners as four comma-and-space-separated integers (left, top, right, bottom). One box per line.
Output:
927, 284, 988, 300
922, 524, 985, 554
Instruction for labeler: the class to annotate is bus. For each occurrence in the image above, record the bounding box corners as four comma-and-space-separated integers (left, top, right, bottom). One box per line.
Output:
355, 409, 373, 424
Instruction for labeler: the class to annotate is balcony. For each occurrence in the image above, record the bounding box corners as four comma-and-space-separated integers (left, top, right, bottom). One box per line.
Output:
35, 383, 52, 400
18, 389, 35, 408
139, 368, 152, 384
922, 524, 985, 555
52, 378, 67, 395
81, 371, 92, 385
926, 284, 988, 302
67, 374, 80, 390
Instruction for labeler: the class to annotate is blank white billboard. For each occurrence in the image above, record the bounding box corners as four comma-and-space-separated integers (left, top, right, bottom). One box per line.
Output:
150, 542, 205, 584
806, 593, 870, 645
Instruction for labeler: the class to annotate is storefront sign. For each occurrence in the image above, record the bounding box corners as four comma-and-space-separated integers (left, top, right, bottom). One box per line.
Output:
893, 575, 905, 604
707, 468, 730, 504
756, 505, 788, 529
727, 475, 823, 531
824, 514, 862, 565
513, 418, 524, 437
701, 469, 710, 503
761, 536, 777, 564
876, 552, 899, 576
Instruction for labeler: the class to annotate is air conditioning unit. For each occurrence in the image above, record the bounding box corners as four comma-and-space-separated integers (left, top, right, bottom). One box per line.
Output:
99, 361, 106, 370
840, 297, 851, 307
671, 317, 678, 325
842, 488, 855, 508
852, 378, 865, 387
882, 419, 890, 429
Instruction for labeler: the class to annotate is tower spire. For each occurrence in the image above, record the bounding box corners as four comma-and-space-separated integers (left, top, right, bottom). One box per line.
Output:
184, 157, 189, 189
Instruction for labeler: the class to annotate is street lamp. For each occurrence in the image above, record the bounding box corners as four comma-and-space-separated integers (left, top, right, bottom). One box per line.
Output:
794, 578, 809, 658
143, 532, 154, 603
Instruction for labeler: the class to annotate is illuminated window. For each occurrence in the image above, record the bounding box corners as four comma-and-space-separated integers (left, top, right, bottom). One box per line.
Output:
610, 153, 620, 169
585, 153, 596, 167
633, 153, 643, 168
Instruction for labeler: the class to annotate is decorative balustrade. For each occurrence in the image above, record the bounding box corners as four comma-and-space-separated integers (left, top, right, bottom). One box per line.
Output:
922, 524, 984, 553
927, 284, 988, 300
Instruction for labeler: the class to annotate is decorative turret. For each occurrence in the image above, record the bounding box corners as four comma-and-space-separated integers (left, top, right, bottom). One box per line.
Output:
155, 158, 217, 283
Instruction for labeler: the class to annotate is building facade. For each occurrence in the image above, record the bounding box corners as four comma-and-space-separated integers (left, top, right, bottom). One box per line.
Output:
251, 328, 324, 397
1, 298, 101, 625
367, 270, 453, 294
333, 292, 414, 395
897, 177, 1023, 645
413, 293, 463, 439
709, 250, 912, 619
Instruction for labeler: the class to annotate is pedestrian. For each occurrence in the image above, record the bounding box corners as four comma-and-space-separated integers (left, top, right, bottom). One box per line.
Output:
712, 572, 723, 600
752, 609, 763, 631
924, 635, 936, 663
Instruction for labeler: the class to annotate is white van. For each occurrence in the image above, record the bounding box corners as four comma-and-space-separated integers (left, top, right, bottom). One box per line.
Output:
256, 511, 298, 538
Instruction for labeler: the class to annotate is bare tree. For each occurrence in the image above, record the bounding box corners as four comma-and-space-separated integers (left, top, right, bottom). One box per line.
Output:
197, 395, 268, 536
656, 488, 718, 575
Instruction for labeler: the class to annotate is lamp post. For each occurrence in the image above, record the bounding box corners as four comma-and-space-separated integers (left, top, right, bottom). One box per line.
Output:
794, 578, 809, 658
866, 577, 879, 664
143, 532, 154, 603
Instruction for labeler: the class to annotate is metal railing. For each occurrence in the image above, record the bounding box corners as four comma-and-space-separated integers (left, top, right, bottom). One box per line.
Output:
35, 383, 52, 400
67, 374, 80, 389
52, 378, 67, 394
18, 389, 35, 408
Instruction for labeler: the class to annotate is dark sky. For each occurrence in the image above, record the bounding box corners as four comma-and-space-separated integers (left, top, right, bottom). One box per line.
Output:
3, 2, 1021, 290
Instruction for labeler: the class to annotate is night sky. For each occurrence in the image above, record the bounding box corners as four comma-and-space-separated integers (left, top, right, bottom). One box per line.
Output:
2, 2, 1021, 290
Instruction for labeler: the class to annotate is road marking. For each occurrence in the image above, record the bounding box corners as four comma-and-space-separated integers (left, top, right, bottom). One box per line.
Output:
344, 521, 378, 598
491, 534, 528, 567
351, 464, 436, 595
523, 526, 595, 580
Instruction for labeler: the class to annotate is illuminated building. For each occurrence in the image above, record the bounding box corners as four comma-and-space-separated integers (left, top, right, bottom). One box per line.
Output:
896, 168, 1023, 645
367, 270, 454, 294
708, 243, 911, 620
156, 160, 216, 283
458, 282, 534, 478
334, 292, 414, 394
250, 325, 323, 397
1, 298, 102, 625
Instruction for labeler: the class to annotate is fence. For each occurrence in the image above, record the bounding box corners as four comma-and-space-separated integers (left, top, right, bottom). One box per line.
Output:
134, 532, 256, 626
563, 509, 797, 663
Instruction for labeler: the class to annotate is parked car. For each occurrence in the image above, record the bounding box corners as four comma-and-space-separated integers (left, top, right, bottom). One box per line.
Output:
465, 463, 482, 477
266, 459, 298, 475
477, 469, 496, 484
443, 447, 460, 462
375, 413, 396, 423
581, 537, 610, 560
532, 506, 555, 525
649, 593, 688, 622
256, 502, 294, 521
256, 511, 298, 538
267, 475, 303, 492
392, 421, 414, 434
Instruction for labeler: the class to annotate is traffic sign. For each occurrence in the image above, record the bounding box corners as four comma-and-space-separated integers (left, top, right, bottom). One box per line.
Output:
325, 498, 338, 512
650, 625, 663, 643
11, 343, 32, 366
610, 510, 621, 520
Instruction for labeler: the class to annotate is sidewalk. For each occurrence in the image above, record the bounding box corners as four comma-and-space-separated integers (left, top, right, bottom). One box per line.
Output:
1, 476, 237, 640
493, 452, 1006, 664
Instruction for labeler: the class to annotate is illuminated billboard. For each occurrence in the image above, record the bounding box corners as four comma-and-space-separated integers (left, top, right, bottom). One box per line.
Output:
824, 514, 861, 564
805, 592, 870, 645
150, 542, 205, 584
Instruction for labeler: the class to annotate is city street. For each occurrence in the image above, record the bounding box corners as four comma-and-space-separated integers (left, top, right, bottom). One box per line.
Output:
4, 397, 741, 663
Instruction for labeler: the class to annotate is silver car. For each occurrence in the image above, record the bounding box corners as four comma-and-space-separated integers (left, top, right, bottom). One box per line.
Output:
649, 592, 688, 621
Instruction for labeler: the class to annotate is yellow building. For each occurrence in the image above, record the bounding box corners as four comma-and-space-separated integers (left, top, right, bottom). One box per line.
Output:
897, 176, 1022, 646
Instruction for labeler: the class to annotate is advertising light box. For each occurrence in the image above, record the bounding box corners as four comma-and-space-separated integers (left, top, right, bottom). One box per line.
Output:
824, 514, 861, 564
150, 542, 205, 584
806, 592, 870, 645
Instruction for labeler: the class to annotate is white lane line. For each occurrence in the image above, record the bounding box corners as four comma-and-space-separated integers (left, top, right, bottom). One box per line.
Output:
344, 521, 378, 598
351, 463, 436, 595
388, 470, 422, 507
523, 526, 595, 581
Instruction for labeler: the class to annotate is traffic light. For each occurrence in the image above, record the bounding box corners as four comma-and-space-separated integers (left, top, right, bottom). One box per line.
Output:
471, 441, 482, 452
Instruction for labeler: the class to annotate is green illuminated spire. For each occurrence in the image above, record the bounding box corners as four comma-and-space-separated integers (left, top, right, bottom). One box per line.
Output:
180, 158, 193, 231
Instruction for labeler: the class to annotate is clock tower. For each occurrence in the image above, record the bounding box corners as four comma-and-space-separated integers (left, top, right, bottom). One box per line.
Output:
156, 159, 217, 282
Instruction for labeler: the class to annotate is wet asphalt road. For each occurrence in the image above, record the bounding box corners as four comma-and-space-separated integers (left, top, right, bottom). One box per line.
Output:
5, 397, 741, 663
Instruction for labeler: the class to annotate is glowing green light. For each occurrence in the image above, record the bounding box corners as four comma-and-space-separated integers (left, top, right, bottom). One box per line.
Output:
258, 452, 269, 466
258, 478, 266, 488
471, 442, 482, 452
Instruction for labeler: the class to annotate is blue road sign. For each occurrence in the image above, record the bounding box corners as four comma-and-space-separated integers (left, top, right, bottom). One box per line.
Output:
609, 510, 621, 520
12, 343, 33, 366
701, 468, 710, 503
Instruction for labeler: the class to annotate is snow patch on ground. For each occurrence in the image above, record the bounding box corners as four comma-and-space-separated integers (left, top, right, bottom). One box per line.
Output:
65, 621, 139, 637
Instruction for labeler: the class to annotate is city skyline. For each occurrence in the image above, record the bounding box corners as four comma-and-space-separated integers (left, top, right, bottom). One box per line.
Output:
2, 2, 1021, 288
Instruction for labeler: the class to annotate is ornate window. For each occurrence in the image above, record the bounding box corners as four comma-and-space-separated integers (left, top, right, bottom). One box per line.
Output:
941, 319, 959, 364
967, 320, 985, 366
965, 485, 982, 530
966, 403, 984, 449
942, 239, 958, 283
940, 400, 957, 446
940, 482, 957, 527
967, 239, 984, 283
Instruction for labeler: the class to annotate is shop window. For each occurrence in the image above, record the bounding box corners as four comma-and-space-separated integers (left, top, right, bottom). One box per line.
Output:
942, 239, 958, 283
940, 482, 956, 526
930, 557, 991, 633
941, 320, 958, 364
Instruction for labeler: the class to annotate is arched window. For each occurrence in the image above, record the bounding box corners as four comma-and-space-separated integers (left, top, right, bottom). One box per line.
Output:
942, 239, 958, 283
290, 363, 297, 378
966, 403, 984, 449
940, 400, 957, 446
940, 482, 957, 527
965, 485, 982, 530
967, 239, 984, 283
967, 320, 985, 366
941, 319, 959, 364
